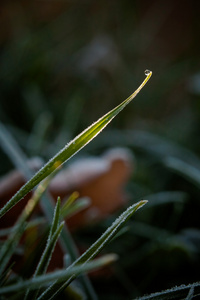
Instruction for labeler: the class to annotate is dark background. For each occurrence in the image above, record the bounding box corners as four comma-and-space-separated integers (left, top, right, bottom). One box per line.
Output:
1, 1, 200, 299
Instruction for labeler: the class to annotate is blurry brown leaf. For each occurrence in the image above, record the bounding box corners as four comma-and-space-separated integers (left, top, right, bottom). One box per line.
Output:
0, 147, 133, 230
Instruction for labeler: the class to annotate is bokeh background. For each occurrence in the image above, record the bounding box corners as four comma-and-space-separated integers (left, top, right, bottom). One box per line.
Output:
1, 1, 200, 299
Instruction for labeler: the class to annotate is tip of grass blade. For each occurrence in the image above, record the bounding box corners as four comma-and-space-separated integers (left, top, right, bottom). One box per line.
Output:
135, 200, 148, 211
144, 70, 152, 76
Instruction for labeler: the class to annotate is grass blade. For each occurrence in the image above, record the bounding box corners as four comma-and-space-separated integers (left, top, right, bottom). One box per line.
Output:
0, 176, 53, 274
0, 222, 25, 275
0, 114, 95, 299
0, 254, 117, 295
34, 221, 63, 278
0, 70, 152, 218
49, 197, 61, 239
74, 200, 148, 265
135, 282, 200, 300
25, 222, 64, 299
37, 200, 147, 300
25, 199, 62, 299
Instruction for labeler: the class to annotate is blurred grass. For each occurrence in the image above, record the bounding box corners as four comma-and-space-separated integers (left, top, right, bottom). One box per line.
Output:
1, 0, 200, 299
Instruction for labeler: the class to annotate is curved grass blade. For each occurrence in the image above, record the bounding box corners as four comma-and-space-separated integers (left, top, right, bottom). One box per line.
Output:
74, 200, 148, 265
0, 125, 96, 299
37, 200, 147, 300
0, 254, 117, 295
0, 70, 152, 218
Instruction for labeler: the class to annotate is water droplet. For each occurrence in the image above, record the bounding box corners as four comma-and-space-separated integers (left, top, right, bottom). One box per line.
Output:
144, 69, 151, 76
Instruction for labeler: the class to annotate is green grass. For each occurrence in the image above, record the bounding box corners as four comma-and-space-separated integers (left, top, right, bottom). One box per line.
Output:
0, 71, 150, 300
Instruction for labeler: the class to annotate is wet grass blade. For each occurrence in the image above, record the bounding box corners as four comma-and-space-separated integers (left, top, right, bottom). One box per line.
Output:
0, 70, 152, 218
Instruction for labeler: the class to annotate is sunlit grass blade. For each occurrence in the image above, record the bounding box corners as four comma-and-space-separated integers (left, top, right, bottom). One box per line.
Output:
37, 200, 147, 300
0, 70, 152, 219
0, 254, 117, 295
0, 121, 94, 294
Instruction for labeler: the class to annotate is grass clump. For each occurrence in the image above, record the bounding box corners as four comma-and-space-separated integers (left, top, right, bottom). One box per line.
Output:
0, 71, 151, 299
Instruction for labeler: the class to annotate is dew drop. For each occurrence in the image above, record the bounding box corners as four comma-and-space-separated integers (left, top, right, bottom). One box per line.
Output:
144, 69, 151, 76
